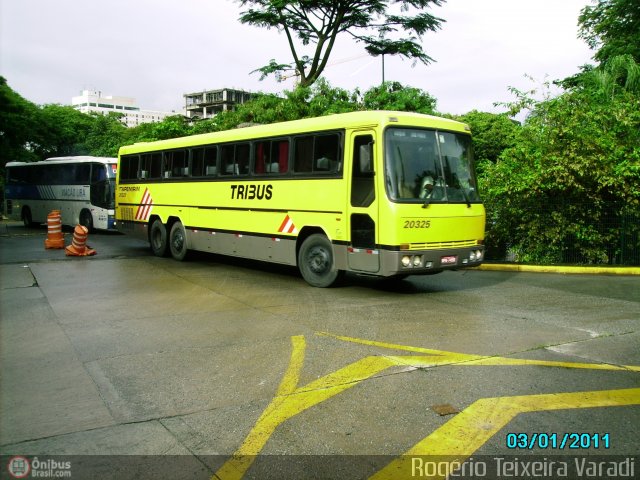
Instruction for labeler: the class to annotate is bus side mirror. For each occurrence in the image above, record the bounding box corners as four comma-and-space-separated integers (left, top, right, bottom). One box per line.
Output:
359, 144, 373, 174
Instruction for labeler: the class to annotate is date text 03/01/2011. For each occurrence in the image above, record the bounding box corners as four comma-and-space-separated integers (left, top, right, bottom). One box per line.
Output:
506, 432, 610, 450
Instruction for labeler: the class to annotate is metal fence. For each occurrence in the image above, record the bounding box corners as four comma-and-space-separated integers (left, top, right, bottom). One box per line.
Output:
483, 201, 640, 266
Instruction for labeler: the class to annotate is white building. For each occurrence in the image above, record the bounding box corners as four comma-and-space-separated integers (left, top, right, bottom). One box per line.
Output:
72, 89, 177, 127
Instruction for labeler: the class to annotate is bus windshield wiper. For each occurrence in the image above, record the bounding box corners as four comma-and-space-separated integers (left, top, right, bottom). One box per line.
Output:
461, 187, 471, 208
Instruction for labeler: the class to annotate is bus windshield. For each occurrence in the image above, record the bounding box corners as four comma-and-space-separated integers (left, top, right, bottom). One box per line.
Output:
91, 163, 117, 209
384, 128, 481, 204
107, 163, 118, 179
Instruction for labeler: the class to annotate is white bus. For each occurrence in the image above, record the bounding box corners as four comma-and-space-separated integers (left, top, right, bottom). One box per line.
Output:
4, 156, 118, 231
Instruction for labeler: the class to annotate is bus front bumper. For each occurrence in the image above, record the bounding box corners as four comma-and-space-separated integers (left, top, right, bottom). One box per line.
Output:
380, 246, 485, 276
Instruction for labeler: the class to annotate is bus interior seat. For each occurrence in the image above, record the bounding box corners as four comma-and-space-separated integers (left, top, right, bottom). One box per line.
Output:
206, 166, 217, 176
266, 162, 279, 173
316, 157, 332, 171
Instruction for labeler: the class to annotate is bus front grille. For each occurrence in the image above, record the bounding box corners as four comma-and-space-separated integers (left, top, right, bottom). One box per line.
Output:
408, 239, 479, 250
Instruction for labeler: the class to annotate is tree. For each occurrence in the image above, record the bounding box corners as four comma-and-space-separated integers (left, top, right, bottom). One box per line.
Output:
480, 55, 640, 264
84, 113, 128, 157
237, 0, 446, 87
35, 104, 95, 158
457, 110, 519, 174
362, 81, 436, 113
0, 76, 41, 165
578, 0, 640, 64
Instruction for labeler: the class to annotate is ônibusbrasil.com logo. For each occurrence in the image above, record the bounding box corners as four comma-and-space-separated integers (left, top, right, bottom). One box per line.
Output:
7, 456, 71, 478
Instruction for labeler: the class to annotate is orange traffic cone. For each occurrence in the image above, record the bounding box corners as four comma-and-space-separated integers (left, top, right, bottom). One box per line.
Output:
65, 225, 96, 256
44, 210, 65, 249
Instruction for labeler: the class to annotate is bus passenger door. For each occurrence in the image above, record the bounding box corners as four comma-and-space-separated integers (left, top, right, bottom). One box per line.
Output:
347, 131, 379, 273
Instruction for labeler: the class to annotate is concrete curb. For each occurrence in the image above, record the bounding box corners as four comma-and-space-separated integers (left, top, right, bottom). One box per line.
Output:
476, 263, 640, 276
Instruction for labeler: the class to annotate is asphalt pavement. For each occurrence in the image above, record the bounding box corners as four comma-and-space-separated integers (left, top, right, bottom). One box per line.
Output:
1, 220, 638, 480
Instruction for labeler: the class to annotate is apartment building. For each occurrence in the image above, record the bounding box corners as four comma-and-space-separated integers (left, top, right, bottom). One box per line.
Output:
72, 89, 176, 127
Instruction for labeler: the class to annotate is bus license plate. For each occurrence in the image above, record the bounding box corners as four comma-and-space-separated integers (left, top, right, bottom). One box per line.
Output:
441, 255, 457, 265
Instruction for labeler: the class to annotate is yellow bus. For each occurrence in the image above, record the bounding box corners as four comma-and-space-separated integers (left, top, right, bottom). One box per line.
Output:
115, 111, 485, 287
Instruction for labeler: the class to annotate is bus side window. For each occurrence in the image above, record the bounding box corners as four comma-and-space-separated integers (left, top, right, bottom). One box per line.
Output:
221, 145, 236, 176
91, 163, 106, 183
275, 140, 289, 174
169, 150, 188, 177
163, 152, 172, 179
120, 155, 139, 181
315, 134, 340, 173
204, 146, 218, 176
236, 143, 250, 175
254, 141, 269, 175
143, 153, 162, 179
191, 148, 205, 177
293, 136, 313, 173
221, 143, 249, 176
255, 140, 288, 175
75, 164, 91, 183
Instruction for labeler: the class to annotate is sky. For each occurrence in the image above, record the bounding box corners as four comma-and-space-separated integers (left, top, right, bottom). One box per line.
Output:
0, 0, 595, 116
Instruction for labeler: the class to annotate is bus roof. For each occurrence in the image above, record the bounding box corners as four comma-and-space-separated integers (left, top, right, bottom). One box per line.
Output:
6, 156, 117, 167
119, 110, 470, 156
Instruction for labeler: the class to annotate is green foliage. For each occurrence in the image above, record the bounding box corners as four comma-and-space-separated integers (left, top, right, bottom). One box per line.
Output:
456, 110, 519, 174
362, 81, 437, 113
237, 0, 446, 87
0, 76, 41, 164
480, 55, 640, 264
35, 104, 95, 158
578, 0, 640, 64
84, 113, 128, 157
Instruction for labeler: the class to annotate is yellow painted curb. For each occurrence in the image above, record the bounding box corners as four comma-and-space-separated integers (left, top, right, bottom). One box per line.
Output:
476, 263, 640, 275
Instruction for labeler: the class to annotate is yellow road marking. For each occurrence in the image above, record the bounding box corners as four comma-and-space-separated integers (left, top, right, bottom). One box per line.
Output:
214, 336, 397, 479
213, 333, 640, 480
372, 388, 640, 480
319, 331, 640, 372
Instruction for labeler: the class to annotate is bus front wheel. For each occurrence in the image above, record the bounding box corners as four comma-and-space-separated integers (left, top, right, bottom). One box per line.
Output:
298, 234, 344, 287
22, 207, 35, 228
79, 209, 94, 232
169, 221, 188, 261
150, 219, 169, 257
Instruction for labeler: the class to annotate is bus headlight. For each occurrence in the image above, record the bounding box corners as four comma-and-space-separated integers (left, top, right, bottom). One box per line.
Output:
401, 256, 412, 267
469, 251, 477, 261
475, 249, 483, 261
412, 255, 422, 267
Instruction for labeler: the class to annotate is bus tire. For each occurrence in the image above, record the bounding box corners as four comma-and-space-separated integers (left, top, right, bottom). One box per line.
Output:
22, 207, 35, 228
169, 221, 189, 261
298, 234, 344, 287
79, 209, 94, 232
150, 219, 169, 257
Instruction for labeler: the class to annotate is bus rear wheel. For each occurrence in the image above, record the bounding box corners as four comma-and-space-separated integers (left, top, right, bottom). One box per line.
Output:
298, 234, 344, 287
169, 221, 188, 261
150, 219, 169, 257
